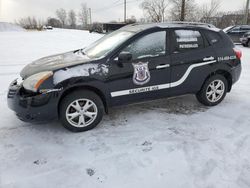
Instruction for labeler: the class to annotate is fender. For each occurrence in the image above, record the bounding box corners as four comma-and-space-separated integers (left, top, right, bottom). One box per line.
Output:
56, 77, 110, 113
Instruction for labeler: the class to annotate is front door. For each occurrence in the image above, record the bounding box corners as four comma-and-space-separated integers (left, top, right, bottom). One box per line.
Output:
107, 30, 172, 106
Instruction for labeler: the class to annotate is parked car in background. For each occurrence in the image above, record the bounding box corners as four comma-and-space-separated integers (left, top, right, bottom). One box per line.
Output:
223, 25, 250, 43
43, 25, 53, 30
240, 31, 250, 47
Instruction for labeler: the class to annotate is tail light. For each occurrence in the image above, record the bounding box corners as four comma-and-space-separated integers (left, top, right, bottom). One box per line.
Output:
233, 48, 242, 59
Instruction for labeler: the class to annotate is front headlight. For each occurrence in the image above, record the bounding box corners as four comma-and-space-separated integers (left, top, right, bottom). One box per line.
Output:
23, 71, 53, 92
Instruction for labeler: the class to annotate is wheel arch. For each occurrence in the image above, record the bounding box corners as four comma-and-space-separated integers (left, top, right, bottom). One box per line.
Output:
57, 85, 109, 115
204, 70, 233, 92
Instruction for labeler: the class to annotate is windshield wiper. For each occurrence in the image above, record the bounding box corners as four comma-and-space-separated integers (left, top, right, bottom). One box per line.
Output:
73, 49, 85, 55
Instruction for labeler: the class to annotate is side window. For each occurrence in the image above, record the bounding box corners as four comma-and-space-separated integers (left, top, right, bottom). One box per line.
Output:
230, 26, 240, 33
240, 26, 250, 32
173, 30, 204, 53
205, 31, 221, 45
122, 31, 166, 60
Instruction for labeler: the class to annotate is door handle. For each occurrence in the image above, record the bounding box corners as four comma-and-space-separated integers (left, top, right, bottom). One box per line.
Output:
156, 64, 170, 69
203, 56, 215, 61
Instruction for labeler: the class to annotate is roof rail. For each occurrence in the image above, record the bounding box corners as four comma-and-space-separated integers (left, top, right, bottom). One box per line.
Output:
170, 21, 216, 28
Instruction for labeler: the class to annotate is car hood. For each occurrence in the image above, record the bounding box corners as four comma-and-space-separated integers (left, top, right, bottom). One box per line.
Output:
20, 50, 92, 79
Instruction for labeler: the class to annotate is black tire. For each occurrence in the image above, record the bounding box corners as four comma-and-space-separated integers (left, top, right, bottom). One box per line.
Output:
59, 90, 104, 132
196, 75, 228, 106
247, 40, 250, 47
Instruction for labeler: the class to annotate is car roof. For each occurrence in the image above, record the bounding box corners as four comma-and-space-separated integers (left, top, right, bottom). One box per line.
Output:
121, 22, 221, 33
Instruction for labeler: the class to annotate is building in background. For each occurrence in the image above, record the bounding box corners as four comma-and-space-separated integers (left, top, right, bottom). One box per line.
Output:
201, 11, 250, 29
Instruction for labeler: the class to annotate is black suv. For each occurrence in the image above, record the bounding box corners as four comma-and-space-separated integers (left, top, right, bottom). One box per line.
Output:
7, 23, 242, 132
240, 31, 250, 47
224, 25, 250, 43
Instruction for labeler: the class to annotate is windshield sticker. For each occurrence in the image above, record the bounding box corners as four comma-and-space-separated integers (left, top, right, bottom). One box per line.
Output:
132, 62, 150, 85
179, 44, 198, 49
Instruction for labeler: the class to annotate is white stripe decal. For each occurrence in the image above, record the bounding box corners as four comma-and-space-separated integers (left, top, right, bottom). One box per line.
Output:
110, 60, 216, 97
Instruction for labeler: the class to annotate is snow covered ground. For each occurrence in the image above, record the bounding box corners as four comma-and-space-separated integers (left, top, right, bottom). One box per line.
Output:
0, 29, 250, 188
0, 22, 25, 32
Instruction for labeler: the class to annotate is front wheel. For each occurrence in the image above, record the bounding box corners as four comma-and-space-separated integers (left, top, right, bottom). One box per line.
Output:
59, 90, 104, 132
196, 75, 228, 106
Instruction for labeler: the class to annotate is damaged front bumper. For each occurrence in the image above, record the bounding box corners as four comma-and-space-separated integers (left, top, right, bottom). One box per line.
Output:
7, 79, 60, 122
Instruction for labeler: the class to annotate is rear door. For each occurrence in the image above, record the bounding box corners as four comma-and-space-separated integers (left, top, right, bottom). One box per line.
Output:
107, 29, 172, 106
169, 28, 217, 96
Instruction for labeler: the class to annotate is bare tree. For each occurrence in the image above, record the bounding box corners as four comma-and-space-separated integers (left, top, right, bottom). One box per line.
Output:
200, 0, 221, 23
170, 0, 197, 21
18, 16, 44, 30
68, 10, 77, 28
217, 10, 246, 28
140, 0, 169, 22
78, 3, 89, 28
56, 8, 67, 27
47, 17, 62, 28
126, 15, 137, 24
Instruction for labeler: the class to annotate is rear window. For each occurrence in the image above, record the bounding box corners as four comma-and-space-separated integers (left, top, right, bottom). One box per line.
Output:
173, 29, 204, 53
241, 26, 250, 31
205, 31, 221, 45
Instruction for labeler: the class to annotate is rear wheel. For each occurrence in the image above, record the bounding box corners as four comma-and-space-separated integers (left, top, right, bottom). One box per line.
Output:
196, 75, 228, 106
59, 90, 104, 132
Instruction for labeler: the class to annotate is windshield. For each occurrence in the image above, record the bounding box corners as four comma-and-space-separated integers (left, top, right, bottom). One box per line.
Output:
223, 26, 233, 32
84, 30, 135, 59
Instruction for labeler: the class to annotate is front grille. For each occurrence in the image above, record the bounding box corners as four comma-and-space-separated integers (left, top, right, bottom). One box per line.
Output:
8, 88, 17, 98
7, 79, 20, 99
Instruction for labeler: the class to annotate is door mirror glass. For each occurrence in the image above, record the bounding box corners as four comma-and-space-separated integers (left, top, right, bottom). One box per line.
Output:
118, 52, 132, 62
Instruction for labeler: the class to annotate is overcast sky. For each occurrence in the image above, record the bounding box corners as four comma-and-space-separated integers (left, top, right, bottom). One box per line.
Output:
0, 0, 247, 23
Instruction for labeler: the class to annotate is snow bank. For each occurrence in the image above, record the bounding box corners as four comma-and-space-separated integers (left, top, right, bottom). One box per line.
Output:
0, 22, 25, 32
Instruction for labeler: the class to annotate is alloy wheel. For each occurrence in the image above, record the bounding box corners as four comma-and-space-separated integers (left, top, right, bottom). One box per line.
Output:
206, 80, 225, 103
66, 99, 98, 127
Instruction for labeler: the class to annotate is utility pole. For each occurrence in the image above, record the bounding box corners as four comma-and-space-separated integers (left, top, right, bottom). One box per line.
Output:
124, 0, 127, 23
0, 0, 2, 21
244, 0, 250, 24
180, 0, 185, 21
89, 8, 92, 25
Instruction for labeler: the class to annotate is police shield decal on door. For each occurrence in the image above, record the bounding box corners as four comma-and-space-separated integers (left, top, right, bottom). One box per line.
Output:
132, 62, 151, 85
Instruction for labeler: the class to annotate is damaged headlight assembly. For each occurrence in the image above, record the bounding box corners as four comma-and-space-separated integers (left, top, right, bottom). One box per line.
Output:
23, 71, 53, 92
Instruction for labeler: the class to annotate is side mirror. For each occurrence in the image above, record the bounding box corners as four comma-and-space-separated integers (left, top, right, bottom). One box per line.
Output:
118, 52, 132, 62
